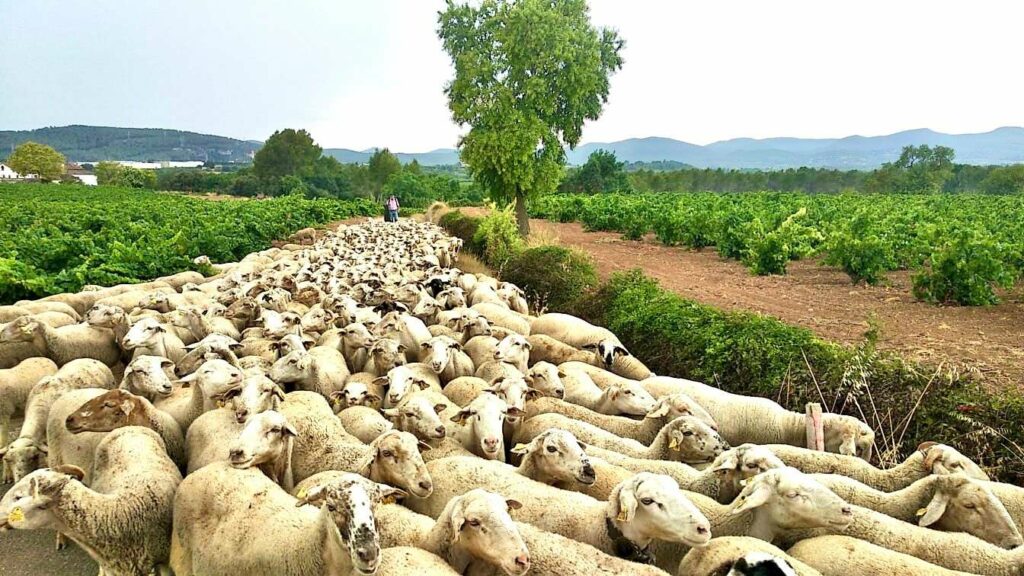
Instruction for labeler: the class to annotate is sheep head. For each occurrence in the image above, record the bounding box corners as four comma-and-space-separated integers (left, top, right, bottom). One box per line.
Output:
220, 376, 285, 424
383, 393, 446, 442
645, 393, 718, 430
709, 444, 786, 503
822, 414, 875, 461
660, 415, 729, 464
731, 467, 853, 542
422, 335, 461, 374
919, 442, 989, 480
602, 382, 657, 416
120, 355, 175, 398
450, 393, 523, 461
331, 381, 381, 412
0, 437, 49, 484
525, 362, 565, 399
608, 472, 712, 549
511, 428, 595, 486
359, 431, 433, 498
581, 338, 629, 368
65, 389, 150, 433
918, 474, 1022, 549
0, 465, 85, 531
444, 489, 530, 576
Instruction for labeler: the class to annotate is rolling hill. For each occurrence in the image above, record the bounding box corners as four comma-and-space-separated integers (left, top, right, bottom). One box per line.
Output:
4, 125, 1023, 169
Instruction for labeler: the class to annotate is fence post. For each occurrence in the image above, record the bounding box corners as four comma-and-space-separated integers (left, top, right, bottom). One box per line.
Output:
805, 403, 824, 451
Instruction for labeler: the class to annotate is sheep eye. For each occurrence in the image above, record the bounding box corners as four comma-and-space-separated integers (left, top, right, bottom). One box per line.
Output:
546, 445, 557, 453
467, 519, 481, 527
381, 450, 394, 458
405, 412, 416, 418
786, 492, 799, 499
270, 426, 281, 434
683, 431, 694, 437
640, 498, 654, 506
963, 502, 977, 509
746, 463, 758, 469
327, 503, 337, 512
624, 390, 633, 396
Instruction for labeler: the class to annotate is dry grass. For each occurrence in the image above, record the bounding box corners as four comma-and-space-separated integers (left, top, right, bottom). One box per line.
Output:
425, 201, 451, 223
524, 227, 561, 249
455, 252, 494, 276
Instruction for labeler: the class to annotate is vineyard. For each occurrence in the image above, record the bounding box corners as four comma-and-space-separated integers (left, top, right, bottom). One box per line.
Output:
0, 185, 377, 303
532, 193, 1024, 305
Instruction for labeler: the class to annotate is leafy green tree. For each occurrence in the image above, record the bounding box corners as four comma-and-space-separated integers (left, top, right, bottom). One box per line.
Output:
406, 159, 423, 175
865, 145, 955, 194
438, 0, 624, 235
253, 129, 322, 181
95, 162, 156, 189
6, 142, 65, 181
560, 149, 631, 194
368, 148, 402, 202
980, 164, 1024, 195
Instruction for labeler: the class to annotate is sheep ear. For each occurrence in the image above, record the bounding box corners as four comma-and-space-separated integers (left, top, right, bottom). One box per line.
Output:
376, 485, 409, 505
373, 376, 388, 386
120, 400, 135, 416
433, 403, 447, 414
415, 379, 431, 390
732, 479, 774, 514
449, 497, 468, 543
645, 399, 671, 419
450, 409, 474, 424
397, 344, 407, 352
160, 358, 175, 368
295, 485, 326, 507
53, 465, 86, 482
918, 491, 951, 527
417, 440, 433, 452
366, 393, 382, 404
556, 371, 567, 379
272, 386, 287, 402
420, 341, 432, 349
179, 372, 198, 384
506, 499, 523, 511
382, 408, 399, 419
614, 478, 641, 523
283, 424, 298, 437
710, 451, 740, 474
614, 346, 630, 357
449, 342, 462, 350
524, 388, 541, 400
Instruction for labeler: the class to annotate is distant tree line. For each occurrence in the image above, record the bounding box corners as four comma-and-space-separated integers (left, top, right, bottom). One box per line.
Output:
558, 146, 1024, 195
156, 129, 485, 207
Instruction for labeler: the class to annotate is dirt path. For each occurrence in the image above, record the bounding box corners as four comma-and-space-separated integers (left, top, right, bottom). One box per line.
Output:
461, 208, 1024, 390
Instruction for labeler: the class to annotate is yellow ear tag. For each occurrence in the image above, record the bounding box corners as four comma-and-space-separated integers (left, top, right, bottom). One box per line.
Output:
381, 495, 396, 505
512, 443, 528, 452
216, 400, 226, 409
296, 488, 308, 500
916, 507, 927, 517
669, 437, 680, 451
616, 508, 628, 522
8, 507, 25, 524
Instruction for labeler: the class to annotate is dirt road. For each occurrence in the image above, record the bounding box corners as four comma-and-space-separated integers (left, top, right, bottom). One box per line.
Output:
461, 208, 1024, 390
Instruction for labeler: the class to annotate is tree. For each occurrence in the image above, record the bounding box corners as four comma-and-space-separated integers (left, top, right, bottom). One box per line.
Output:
865, 145, 955, 194
438, 0, 624, 235
980, 164, 1024, 195
6, 142, 65, 181
95, 161, 157, 189
560, 149, 632, 194
367, 148, 401, 202
253, 129, 322, 181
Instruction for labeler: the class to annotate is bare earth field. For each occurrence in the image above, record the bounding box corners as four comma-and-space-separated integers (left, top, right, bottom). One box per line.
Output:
461, 208, 1024, 391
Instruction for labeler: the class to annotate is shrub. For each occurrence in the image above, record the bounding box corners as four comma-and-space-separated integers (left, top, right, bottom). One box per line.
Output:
912, 228, 1016, 305
825, 231, 894, 286
438, 211, 484, 253
472, 206, 523, 269
503, 245, 598, 311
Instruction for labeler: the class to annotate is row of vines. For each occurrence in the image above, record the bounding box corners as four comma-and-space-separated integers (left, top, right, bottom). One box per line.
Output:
531, 193, 1024, 306
0, 184, 377, 303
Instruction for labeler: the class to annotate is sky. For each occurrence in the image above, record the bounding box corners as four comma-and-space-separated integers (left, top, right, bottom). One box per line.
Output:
1, 0, 1022, 151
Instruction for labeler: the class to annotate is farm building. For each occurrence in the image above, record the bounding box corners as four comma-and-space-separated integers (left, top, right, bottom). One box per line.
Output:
0, 162, 20, 179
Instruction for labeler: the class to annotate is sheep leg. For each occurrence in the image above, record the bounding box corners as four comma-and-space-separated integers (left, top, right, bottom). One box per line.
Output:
1, 462, 11, 484
0, 414, 8, 449
55, 532, 67, 551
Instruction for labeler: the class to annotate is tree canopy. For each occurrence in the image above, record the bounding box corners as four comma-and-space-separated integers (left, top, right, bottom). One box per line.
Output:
559, 149, 632, 194
865, 145, 955, 194
980, 164, 1024, 195
253, 129, 322, 181
368, 148, 402, 202
438, 0, 624, 234
95, 162, 157, 189
6, 141, 65, 181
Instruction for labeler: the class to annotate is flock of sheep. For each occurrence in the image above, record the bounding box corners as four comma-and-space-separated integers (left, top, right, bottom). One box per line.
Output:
0, 218, 1022, 576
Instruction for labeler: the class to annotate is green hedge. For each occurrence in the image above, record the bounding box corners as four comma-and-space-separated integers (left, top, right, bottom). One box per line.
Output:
439, 210, 484, 254
503, 246, 599, 312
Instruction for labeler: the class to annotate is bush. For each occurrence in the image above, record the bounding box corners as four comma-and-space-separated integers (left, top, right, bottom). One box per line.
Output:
579, 269, 1024, 481
472, 206, 523, 269
912, 228, 1016, 305
825, 232, 894, 286
503, 245, 599, 311
438, 211, 484, 253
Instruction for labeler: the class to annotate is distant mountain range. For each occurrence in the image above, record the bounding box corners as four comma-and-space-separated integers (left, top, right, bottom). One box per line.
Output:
3, 125, 1024, 169
0, 125, 260, 163
567, 127, 1024, 169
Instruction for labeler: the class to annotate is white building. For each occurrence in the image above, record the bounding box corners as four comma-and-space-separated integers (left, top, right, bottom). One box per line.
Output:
106, 160, 204, 170
0, 163, 20, 179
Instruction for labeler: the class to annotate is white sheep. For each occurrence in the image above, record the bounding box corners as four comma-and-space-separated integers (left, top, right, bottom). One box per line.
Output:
122, 316, 188, 364
677, 537, 815, 576
514, 412, 728, 464
379, 363, 442, 408
449, 392, 525, 462
0, 316, 121, 367
471, 301, 532, 335
170, 463, 401, 576
269, 346, 350, 398
118, 354, 175, 399
420, 335, 475, 384
787, 535, 976, 576
560, 367, 658, 415
45, 388, 111, 484
764, 442, 987, 491
524, 393, 716, 443
330, 376, 383, 411
0, 426, 182, 576
338, 405, 395, 443
643, 375, 874, 460
524, 361, 566, 398
812, 472, 1022, 549
226, 409, 298, 491
530, 313, 652, 379
0, 357, 58, 447
383, 390, 450, 445
154, 358, 243, 431
377, 311, 432, 362
361, 337, 408, 376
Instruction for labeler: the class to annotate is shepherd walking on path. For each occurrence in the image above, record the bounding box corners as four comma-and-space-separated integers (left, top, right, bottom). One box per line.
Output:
385, 195, 400, 222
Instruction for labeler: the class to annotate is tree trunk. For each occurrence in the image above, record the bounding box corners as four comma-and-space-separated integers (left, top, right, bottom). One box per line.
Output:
514, 189, 531, 237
